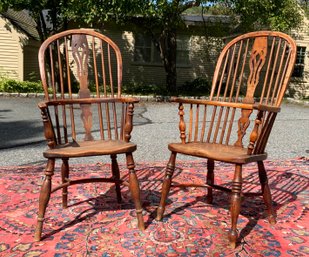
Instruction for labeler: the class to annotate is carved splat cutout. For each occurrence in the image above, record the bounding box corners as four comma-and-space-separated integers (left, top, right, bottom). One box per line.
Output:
71, 34, 93, 141
245, 36, 267, 103
235, 36, 267, 147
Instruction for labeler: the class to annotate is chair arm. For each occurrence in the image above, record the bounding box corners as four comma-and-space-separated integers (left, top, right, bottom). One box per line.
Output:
45, 97, 139, 106
171, 97, 254, 110
120, 97, 140, 103
253, 104, 281, 113
38, 101, 48, 109
38, 101, 56, 148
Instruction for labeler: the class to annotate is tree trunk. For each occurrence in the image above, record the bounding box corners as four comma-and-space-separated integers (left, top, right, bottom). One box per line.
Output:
159, 28, 177, 94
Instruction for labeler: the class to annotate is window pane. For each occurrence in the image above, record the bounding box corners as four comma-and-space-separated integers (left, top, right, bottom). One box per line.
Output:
134, 34, 152, 63
293, 65, 304, 77
153, 48, 161, 63
177, 38, 190, 65
177, 50, 190, 64
297, 46, 306, 64
134, 46, 151, 62
292, 46, 306, 77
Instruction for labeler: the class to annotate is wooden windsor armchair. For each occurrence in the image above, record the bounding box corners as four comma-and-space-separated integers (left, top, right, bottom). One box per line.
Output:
156, 31, 296, 248
34, 29, 145, 241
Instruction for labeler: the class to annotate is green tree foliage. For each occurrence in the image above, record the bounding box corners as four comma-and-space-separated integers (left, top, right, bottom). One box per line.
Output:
0, 0, 69, 41
231, 0, 302, 31
64, 0, 203, 94
186, 0, 302, 31
0, 0, 303, 94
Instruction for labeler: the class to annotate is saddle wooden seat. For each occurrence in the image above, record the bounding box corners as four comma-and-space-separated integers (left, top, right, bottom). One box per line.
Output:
43, 140, 136, 158
169, 142, 267, 164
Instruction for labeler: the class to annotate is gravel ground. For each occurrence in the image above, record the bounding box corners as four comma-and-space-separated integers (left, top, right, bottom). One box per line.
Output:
0, 97, 308, 166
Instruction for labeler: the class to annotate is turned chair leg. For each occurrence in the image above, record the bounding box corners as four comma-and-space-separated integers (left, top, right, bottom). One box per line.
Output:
34, 158, 55, 241
61, 158, 69, 208
229, 164, 242, 248
111, 154, 122, 203
206, 159, 215, 204
258, 161, 276, 224
156, 152, 177, 221
125, 153, 145, 230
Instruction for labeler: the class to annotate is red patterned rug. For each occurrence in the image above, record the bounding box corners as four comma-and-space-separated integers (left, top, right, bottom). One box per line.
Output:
0, 158, 308, 256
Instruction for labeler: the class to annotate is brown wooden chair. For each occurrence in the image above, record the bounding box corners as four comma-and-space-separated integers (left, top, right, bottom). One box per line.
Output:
156, 31, 296, 248
34, 29, 145, 241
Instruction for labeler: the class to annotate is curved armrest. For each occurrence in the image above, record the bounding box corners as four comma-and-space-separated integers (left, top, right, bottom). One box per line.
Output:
171, 97, 254, 110
120, 97, 140, 103
253, 103, 281, 113
44, 97, 139, 106
38, 101, 48, 110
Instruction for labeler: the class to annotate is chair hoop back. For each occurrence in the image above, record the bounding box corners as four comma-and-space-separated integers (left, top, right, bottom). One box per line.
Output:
38, 28, 123, 100
38, 29, 131, 144
210, 31, 296, 107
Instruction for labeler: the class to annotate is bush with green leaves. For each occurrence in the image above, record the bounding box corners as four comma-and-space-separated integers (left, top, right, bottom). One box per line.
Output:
0, 77, 213, 96
179, 78, 211, 96
122, 82, 168, 96
0, 79, 43, 93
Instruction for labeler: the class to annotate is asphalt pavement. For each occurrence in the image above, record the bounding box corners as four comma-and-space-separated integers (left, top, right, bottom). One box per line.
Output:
0, 96, 308, 166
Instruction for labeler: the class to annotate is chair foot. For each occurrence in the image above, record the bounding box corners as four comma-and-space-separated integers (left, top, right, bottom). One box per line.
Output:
268, 214, 276, 225
62, 195, 68, 209
34, 218, 44, 241
228, 229, 238, 248
258, 161, 276, 225
206, 194, 213, 204
136, 209, 145, 230
34, 159, 55, 241
156, 152, 177, 222
111, 154, 122, 203
155, 206, 165, 221
229, 164, 242, 248
206, 159, 214, 204
61, 158, 69, 209
126, 153, 145, 231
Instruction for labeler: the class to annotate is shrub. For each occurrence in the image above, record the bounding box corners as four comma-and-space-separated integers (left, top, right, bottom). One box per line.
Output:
122, 83, 168, 96
179, 78, 211, 96
0, 79, 43, 93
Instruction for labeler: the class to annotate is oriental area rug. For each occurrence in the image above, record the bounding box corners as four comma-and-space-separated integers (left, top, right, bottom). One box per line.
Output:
0, 158, 308, 256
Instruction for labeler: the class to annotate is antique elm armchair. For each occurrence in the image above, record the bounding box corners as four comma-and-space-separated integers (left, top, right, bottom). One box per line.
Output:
156, 31, 296, 248
34, 29, 145, 241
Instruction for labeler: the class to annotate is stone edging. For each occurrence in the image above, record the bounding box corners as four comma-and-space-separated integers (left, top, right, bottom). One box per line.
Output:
285, 97, 309, 106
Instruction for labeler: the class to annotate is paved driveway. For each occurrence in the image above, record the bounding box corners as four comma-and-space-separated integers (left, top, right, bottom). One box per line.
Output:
0, 97, 308, 166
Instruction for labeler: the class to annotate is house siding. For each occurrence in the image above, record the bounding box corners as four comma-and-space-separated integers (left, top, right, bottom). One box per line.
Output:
0, 23, 20, 80
23, 40, 40, 81
102, 29, 216, 87
0, 14, 40, 81
289, 13, 309, 98
103, 29, 167, 87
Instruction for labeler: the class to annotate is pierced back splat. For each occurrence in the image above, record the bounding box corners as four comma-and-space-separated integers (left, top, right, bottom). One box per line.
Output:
235, 36, 267, 147
71, 34, 93, 141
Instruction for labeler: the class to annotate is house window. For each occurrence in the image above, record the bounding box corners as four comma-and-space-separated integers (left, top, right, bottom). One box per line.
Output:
177, 38, 190, 65
134, 34, 161, 64
134, 34, 190, 65
292, 46, 306, 77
